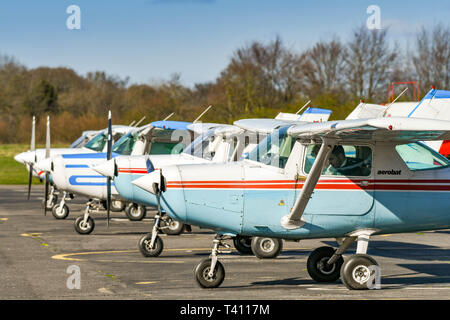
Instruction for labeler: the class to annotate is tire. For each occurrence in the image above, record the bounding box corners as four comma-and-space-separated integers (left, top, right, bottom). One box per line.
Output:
341, 254, 379, 290
138, 233, 163, 257
51, 203, 69, 220
251, 237, 283, 259
233, 236, 253, 255
74, 216, 95, 235
194, 259, 225, 288
307, 246, 343, 283
111, 200, 125, 212
125, 203, 147, 221
161, 218, 184, 235
41, 196, 58, 210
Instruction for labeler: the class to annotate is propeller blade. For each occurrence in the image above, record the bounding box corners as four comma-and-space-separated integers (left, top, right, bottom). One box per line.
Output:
27, 164, 33, 200
28, 116, 36, 200
44, 173, 49, 216
106, 110, 112, 228
44, 116, 50, 216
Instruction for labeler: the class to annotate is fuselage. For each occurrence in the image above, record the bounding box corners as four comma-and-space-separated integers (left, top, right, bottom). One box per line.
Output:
157, 139, 450, 239
46, 122, 192, 200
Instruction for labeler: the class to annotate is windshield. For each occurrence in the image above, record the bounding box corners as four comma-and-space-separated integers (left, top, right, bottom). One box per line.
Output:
84, 132, 107, 152
396, 142, 450, 171
112, 131, 136, 155
183, 130, 216, 160
247, 126, 295, 169
69, 134, 89, 148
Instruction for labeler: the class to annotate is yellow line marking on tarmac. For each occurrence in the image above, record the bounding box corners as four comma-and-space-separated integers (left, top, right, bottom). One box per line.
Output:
136, 281, 158, 285
21, 233, 43, 237
51, 248, 212, 262
0, 218, 8, 221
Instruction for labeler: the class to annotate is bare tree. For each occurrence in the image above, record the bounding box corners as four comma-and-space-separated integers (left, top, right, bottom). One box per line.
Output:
412, 24, 450, 92
301, 38, 346, 96
344, 26, 398, 101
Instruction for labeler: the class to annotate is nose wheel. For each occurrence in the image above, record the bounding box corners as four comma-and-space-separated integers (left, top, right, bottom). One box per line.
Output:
74, 215, 95, 234
138, 232, 164, 257
194, 259, 225, 288
194, 235, 231, 288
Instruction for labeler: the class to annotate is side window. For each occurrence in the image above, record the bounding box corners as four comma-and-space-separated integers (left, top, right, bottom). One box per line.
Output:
304, 144, 372, 177
395, 142, 449, 171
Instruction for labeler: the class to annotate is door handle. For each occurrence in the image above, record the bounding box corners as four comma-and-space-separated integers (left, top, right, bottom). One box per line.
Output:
359, 180, 369, 187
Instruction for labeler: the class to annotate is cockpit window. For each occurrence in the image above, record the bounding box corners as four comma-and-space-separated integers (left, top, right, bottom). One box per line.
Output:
395, 142, 449, 171
84, 133, 107, 152
304, 144, 372, 177
246, 126, 295, 169
112, 132, 136, 155
69, 134, 89, 148
183, 130, 215, 160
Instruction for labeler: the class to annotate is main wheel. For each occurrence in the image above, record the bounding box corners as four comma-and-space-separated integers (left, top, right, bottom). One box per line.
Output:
341, 254, 379, 290
233, 235, 253, 255
41, 196, 58, 210
251, 237, 283, 259
194, 259, 225, 288
125, 203, 147, 221
138, 233, 163, 257
161, 218, 184, 235
74, 216, 95, 235
307, 246, 343, 283
111, 200, 125, 212
51, 203, 70, 219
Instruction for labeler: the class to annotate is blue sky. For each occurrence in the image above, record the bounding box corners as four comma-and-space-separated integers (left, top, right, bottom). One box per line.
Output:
0, 0, 448, 86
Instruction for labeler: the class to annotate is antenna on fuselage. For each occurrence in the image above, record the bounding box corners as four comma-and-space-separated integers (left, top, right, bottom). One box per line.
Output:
382, 87, 409, 117
134, 116, 146, 127
295, 100, 311, 115
163, 113, 174, 121
193, 105, 212, 123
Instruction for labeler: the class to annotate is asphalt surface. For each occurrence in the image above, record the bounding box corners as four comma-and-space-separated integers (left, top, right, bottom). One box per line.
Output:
0, 185, 449, 300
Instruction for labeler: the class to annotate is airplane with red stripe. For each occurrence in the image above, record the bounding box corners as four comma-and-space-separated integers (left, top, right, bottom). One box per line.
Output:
132, 111, 450, 290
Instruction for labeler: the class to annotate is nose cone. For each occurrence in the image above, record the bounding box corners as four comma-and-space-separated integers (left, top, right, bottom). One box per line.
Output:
35, 158, 52, 172
132, 170, 161, 194
93, 159, 115, 178
14, 151, 35, 164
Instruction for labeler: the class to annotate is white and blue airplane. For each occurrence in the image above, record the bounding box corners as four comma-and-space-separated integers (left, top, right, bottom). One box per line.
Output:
132, 107, 450, 289
92, 108, 333, 257
35, 119, 193, 233
14, 116, 134, 206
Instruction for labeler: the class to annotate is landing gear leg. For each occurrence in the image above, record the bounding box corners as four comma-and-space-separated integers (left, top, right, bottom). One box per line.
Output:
52, 191, 70, 219
194, 235, 230, 288
74, 200, 95, 234
138, 190, 163, 257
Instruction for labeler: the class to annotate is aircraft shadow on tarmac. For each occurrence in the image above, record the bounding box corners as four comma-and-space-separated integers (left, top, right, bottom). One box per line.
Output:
321, 240, 450, 262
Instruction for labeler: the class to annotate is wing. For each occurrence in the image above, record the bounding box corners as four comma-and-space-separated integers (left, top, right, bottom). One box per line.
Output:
288, 117, 450, 143
234, 118, 306, 134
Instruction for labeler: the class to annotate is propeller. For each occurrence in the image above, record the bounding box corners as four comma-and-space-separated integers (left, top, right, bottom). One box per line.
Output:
27, 116, 36, 200
106, 110, 112, 228
44, 116, 50, 216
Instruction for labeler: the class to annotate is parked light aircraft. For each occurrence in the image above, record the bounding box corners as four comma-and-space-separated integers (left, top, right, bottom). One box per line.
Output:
347, 88, 450, 158
14, 116, 134, 206
132, 111, 450, 289
92, 108, 333, 258
35, 119, 193, 233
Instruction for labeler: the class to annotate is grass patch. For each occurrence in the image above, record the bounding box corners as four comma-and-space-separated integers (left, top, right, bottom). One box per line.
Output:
0, 144, 67, 184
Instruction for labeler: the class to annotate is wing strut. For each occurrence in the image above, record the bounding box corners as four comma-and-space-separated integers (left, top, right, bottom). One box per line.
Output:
281, 138, 335, 230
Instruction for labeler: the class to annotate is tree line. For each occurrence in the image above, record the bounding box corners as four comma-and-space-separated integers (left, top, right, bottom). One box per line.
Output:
0, 24, 448, 144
